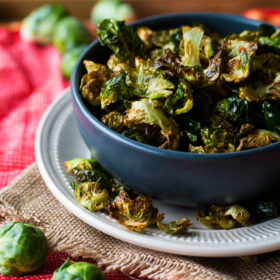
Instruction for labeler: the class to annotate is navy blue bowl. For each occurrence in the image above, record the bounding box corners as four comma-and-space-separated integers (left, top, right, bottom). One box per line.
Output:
71, 13, 280, 206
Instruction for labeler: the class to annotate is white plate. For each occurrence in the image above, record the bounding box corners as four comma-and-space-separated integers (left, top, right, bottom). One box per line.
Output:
35, 88, 280, 257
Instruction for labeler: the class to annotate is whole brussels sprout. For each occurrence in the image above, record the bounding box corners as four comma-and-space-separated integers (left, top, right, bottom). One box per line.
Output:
61, 45, 88, 79
0, 222, 48, 276
20, 4, 68, 44
52, 259, 106, 280
91, 0, 134, 25
53, 17, 93, 54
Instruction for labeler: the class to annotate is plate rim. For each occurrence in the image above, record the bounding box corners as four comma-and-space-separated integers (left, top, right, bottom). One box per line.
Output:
35, 88, 280, 257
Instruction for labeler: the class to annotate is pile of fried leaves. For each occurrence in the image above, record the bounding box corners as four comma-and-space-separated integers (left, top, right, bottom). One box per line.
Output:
80, 19, 280, 153
65, 158, 280, 233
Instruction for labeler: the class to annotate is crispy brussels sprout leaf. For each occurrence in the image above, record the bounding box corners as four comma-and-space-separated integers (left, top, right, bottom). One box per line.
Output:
196, 204, 250, 229
224, 205, 250, 226
101, 111, 124, 131
183, 50, 222, 87
80, 64, 110, 107
246, 198, 280, 220
124, 99, 180, 150
181, 26, 204, 66
237, 129, 280, 151
188, 144, 206, 153
65, 158, 112, 186
222, 53, 250, 83
200, 127, 235, 152
252, 54, 280, 73
164, 81, 193, 115
157, 214, 191, 235
132, 58, 174, 99
53, 17, 93, 54
179, 117, 202, 145
215, 96, 249, 124
239, 73, 280, 101
200, 35, 215, 61
258, 23, 276, 37
100, 73, 131, 109
122, 128, 150, 144
107, 54, 132, 75
108, 189, 158, 232
84, 60, 109, 74
222, 40, 257, 82
65, 158, 96, 172
137, 27, 182, 54
261, 101, 280, 133
203, 50, 223, 83
259, 30, 280, 53
97, 18, 145, 66
20, 4, 68, 44
71, 182, 109, 212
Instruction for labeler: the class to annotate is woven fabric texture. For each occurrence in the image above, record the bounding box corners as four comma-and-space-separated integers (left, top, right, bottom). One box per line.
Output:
0, 163, 280, 280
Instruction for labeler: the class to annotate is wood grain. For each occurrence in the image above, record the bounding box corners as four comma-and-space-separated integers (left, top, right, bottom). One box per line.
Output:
0, 0, 279, 21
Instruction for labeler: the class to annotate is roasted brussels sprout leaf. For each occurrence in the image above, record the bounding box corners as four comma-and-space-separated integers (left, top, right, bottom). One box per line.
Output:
122, 128, 150, 144
222, 40, 257, 83
0, 222, 48, 276
239, 73, 280, 102
65, 158, 112, 187
259, 30, 280, 54
261, 101, 280, 133
132, 58, 175, 99
108, 189, 158, 232
196, 204, 250, 229
53, 17, 93, 54
157, 214, 191, 235
215, 96, 249, 124
237, 129, 280, 151
80, 63, 110, 107
101, 111, 124, 131
79, 20, 280, 153
71, 182, 109, 212
164, 81, 193, 115
200, 127, 235, 153
97, 18, 145, 66
20, 4, 68, 44
245, 197, 280, 220
124, 99, 180, 150
181, 26, 204, 66
100, 73, 131, 109
258, 23, 275, 37
51, 259, 106, 280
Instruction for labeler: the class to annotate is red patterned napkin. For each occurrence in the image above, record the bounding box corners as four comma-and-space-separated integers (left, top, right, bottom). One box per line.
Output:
0, 28, 131, 280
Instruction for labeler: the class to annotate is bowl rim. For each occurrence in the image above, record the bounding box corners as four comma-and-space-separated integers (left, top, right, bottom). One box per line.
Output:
71, 12, 280, 160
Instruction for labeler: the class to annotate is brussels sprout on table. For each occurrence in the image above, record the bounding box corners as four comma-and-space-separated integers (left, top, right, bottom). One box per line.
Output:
0, 222, 48, 276
20, 4, 68, 44
91, 0, 134, 25
53, 17, 93, 54
61, 45, 88, 79
52, 259, 105, 280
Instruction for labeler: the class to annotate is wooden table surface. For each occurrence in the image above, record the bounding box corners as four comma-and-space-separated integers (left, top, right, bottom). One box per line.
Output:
0, 0, 279, 21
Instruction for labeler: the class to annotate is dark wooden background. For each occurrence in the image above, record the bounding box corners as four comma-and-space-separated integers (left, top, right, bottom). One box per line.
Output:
0, 0, 279, 21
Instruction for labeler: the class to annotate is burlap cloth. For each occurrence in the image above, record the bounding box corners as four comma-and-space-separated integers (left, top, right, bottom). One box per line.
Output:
0, 163, 279, 280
